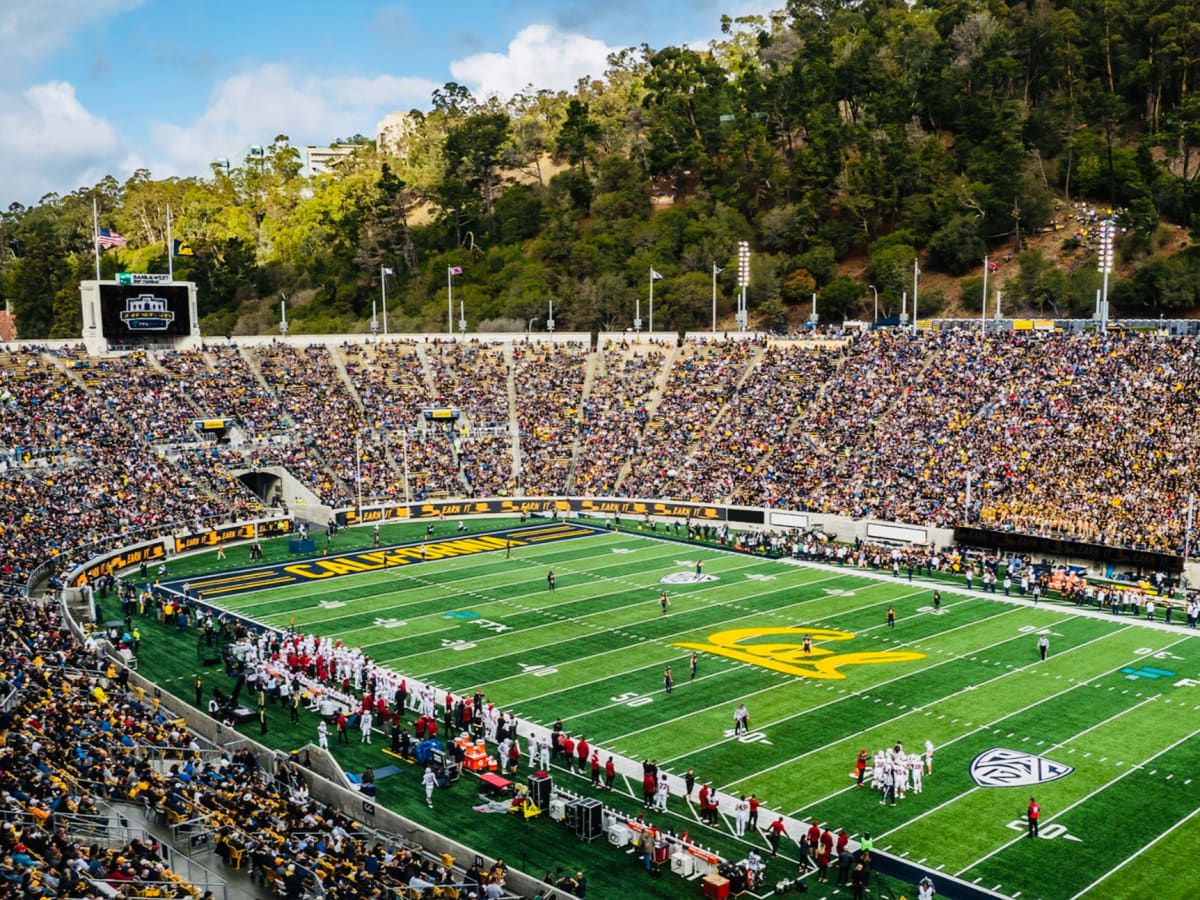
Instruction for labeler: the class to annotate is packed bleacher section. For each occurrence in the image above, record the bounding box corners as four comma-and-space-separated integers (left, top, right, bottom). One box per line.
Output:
621, 340, 759, 500
512, 342, 586, 495
0, 331, 1198, 563
342, 343, 461, 498
0, 588, 520, 899
572, 343, 666, 495
184, 346, 290, 439
84, 352, 199, 444
0, 593, 209, 899
426, 343, 513, 497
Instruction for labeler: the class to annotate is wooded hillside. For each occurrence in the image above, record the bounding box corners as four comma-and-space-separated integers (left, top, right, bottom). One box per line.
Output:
5, 0, 1200, 337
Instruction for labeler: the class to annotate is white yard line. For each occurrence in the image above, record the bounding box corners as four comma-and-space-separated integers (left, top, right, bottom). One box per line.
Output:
955, 722, 1200, 876
253, 540, 693, 620
709, 610, 1075, 786
605, 591, 1001, 750
519, 586, 938, 724
1067, 804, 1200, 900
407, 569, 851, 678
786, 626, 1176, 814
873, 690, 1163, 839
228, 525, 630, 608
775, 555, 1194, 637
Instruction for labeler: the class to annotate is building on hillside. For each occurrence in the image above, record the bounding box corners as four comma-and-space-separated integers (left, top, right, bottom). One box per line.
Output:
376, 111, 417, 159
305, 145, 357, 177
211, 144, 266, 177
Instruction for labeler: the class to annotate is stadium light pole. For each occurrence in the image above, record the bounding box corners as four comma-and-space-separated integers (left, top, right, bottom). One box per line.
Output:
711, 262, 719, 334
1187, 493, 1195, 567
380, 266, 389, 336
869, 284, 878, 325
458, 301, 466, 336
166, 205, 174, 281
737, 241, 750, 331
648, 268, 656, 334
1098, 220, 1115, 329
447, 266, 462, 337
633, 297, 642, 333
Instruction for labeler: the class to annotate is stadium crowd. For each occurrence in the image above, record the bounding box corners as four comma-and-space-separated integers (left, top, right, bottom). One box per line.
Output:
621, 340, 758, 500
0, 328, 1196, 584
0, 579, 528, 899
512, 343, 586, 496
573, 344, 665, 496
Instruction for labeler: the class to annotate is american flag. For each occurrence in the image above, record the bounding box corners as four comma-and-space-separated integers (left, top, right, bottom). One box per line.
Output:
97, 227, 127, 248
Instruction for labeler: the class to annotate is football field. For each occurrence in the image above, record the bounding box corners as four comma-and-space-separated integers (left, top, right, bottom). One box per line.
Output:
177, 523, 1200, 900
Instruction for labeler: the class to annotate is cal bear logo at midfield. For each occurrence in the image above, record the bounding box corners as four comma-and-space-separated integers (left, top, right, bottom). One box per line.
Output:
660, 572, 719, 584
969, 749, 1074, 787
675, 627, 925, 680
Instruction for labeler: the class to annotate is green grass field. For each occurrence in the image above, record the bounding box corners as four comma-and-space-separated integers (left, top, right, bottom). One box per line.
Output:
146, 521, 1200, 900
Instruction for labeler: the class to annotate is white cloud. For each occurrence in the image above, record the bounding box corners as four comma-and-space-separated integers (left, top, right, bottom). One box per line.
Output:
149, 63, 438, 176
450, 24, 617, 99
0, 81, 140, 204
0, 0, 145, 66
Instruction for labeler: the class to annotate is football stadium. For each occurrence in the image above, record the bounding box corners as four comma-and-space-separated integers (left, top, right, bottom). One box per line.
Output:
4, 332, 1197, 900
8, 3, 1200, 899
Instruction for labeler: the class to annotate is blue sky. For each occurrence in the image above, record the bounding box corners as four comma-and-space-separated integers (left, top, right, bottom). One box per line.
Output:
1, 0, 775, 207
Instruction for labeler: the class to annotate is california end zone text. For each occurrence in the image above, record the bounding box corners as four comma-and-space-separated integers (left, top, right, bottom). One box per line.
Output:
168, 524, 595, 597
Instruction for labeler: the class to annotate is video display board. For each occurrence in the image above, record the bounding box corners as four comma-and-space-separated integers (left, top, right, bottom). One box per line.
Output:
99, 283, 192, 337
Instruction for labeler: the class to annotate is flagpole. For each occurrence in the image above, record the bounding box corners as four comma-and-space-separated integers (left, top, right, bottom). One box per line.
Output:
980, 257, 989, 335
649, 267, 655, 334
447, 267, 453, 337
381, 267, 388, 337
167, 205, 174, 281
92, 198, 101, 280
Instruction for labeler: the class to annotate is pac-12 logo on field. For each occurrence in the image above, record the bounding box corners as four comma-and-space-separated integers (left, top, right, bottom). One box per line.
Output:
969, 749, 1074, 787
674, 627, 925, 680
660, 572, 719, 585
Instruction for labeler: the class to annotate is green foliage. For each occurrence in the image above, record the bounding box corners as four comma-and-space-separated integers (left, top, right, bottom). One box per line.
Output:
1110, 248, 1200, 314
819, 276, 866, 321
9, 2, 1200, 338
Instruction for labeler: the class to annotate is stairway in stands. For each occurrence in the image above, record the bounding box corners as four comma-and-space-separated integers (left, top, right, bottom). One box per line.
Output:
502, 343, 522, 488
611, 340, 679, 495
563, 346, 602, 494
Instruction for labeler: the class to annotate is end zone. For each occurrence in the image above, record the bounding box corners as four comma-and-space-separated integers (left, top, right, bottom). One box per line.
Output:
161, 522, 600, 598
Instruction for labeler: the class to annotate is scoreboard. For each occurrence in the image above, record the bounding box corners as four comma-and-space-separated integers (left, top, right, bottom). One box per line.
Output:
80, 278, 200, 351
